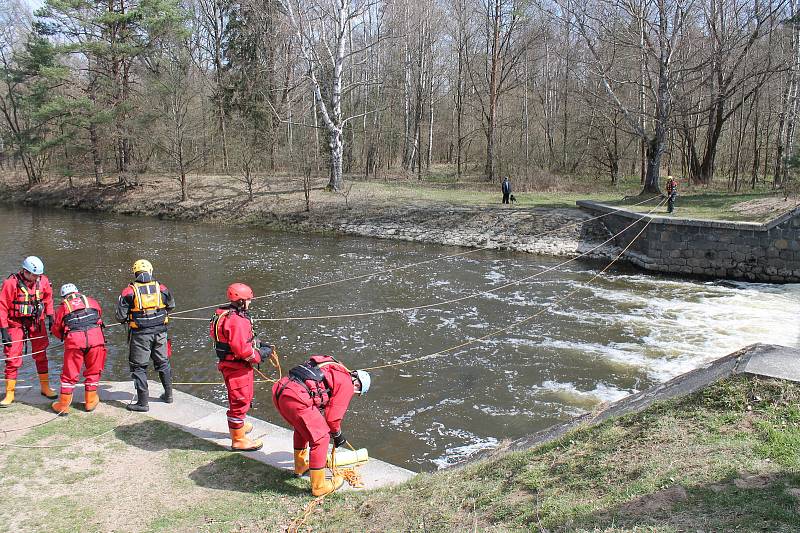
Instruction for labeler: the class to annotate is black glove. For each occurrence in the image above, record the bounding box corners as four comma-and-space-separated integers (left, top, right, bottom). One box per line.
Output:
258, 343, 274, 360
331, 430, 348, 448
0, 328, 10, 346
46, 315, 54, 332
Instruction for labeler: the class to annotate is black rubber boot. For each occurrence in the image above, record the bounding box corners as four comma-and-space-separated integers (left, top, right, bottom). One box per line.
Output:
158, 370, 173, 403
127, 379, 149, 412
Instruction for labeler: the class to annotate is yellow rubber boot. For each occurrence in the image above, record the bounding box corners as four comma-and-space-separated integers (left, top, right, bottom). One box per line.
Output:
0, 379, 16, 408
294, 448, 310, 477
242, 421, 254, 434
310, 468, 343, 496
51, 393, 72, 415
85, 390, 100, 412
38, 373, 57, 399
229, 427, 263, 452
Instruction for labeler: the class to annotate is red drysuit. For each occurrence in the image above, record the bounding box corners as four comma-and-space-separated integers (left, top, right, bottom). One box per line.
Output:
211, 306, 261, 429
272, 355, 355, 469
0, 273, 54, 379
51, 293, 107, 395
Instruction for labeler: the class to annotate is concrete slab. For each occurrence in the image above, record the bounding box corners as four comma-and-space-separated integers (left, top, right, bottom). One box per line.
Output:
743, 344, 800, 382
46, 379, 417, 489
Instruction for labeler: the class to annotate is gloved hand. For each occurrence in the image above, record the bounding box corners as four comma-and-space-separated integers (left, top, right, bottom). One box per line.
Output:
330, 430, 348, 448
46, 315, 54, 332
0, 328, 10, 346
258, 343, 274, 360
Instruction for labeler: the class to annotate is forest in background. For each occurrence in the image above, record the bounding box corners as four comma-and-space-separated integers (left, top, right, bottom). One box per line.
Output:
1, 0, 798, 200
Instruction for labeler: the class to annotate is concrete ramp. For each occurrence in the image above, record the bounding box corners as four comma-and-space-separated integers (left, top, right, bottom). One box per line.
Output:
17, 380, 415, 489
506, 343, 800, 453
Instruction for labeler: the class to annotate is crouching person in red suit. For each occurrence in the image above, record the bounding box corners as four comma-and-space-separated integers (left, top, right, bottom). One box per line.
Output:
50, 284, 107, 414
211, 283, 272, 451
272, 355, 371, 496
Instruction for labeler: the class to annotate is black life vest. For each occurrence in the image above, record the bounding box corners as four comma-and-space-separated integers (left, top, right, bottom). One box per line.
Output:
210, 306, 253, 361
276, 356, 344, 409
62, 294, 101, 333
9, 273, 44, 320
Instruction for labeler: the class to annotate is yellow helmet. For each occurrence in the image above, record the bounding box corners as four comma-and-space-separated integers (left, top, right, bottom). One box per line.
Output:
132, 259, 153, 275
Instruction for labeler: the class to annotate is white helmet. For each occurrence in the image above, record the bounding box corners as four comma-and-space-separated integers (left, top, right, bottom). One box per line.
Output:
354, 370, 371, 395
21, 256, 44, 275
60, 283, 79, 298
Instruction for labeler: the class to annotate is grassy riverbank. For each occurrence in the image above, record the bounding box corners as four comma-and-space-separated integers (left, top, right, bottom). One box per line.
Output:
0, 170, 794, 224
2, 374, 798, 532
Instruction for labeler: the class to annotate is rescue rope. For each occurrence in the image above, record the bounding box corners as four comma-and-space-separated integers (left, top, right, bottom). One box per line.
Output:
286, 444, 365, 532
359, 199, 665, 372
168, 196, 659, 319
168, 214, 649, 324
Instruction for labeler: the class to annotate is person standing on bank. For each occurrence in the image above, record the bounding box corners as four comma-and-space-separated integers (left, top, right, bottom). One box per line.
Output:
666, 175, 678, 214
502, 176, 512, 204
0, 256, 57, 406
116, 259, 175, 412
210, 283, 273, 452
50, 283, 107, 414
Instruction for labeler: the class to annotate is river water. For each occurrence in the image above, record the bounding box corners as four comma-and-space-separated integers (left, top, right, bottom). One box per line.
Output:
1, 206, 797, 471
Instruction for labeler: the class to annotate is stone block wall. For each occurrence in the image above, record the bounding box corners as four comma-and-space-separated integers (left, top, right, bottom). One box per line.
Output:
577, 201, 800, 283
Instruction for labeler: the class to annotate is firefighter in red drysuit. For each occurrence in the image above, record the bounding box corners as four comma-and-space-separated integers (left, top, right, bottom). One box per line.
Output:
210, 283, 272, 451
272, 356, 371, 496
50, 283, 107, 415
0, 256, 57, 407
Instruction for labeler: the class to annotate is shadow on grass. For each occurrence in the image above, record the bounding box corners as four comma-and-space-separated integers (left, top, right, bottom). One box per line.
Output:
113, 419, 307, 495
187, 453, 306, 495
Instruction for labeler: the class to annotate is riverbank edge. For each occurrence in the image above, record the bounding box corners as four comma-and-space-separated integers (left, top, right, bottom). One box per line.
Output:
0, 180, 620, 260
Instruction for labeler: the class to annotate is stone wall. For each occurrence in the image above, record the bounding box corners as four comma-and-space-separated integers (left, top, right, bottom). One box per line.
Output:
577, 200, 800, 283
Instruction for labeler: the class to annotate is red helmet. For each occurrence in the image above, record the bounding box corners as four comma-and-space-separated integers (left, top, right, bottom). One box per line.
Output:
227, 283, 254, 302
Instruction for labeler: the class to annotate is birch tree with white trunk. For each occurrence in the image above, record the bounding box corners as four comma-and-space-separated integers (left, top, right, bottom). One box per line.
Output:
280, 0, 384, 191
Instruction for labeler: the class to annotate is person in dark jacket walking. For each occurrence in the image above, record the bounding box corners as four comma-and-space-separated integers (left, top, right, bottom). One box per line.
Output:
116, 259, 175, 412
501, 177, 511, 204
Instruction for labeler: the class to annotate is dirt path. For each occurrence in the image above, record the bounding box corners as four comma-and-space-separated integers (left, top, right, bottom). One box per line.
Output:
0, 397, 303, 532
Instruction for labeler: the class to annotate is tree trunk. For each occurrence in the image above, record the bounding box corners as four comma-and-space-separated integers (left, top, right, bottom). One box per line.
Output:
328, 128, 344, 191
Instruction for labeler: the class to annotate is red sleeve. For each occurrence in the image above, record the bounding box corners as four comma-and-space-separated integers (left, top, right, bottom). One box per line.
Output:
51, 303, 66, 340
0, 278, 16, 329
222, 313, 256, 361
324, 365, 355, 432
42, 276, 54, 316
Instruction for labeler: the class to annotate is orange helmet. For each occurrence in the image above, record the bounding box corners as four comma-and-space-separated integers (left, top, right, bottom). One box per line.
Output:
227, 283, 254, 302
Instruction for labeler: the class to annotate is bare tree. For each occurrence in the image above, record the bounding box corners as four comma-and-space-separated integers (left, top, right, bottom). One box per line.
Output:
280, 0, 386, 191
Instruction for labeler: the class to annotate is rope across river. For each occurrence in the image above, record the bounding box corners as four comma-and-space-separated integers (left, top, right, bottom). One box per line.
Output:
1, 199, 661, 468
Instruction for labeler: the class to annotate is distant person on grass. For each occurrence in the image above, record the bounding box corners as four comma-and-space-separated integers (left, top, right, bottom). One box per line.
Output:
502, 176, 511, 204
666, 175, 678, 213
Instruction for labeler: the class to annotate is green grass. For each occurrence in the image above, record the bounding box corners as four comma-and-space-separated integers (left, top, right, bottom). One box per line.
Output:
311, 375, 800, 532
3, 376, 800, 531
352, 170, 793, 222
610, 191, 796, 222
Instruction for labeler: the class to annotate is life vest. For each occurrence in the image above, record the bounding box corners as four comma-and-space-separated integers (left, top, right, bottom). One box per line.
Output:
127, 281, 168, 330
8, 273, 44, 320
62, 294, 101, 333
210, 306, 253, 361
666, 180, 677, 195
275, 356, 348, 410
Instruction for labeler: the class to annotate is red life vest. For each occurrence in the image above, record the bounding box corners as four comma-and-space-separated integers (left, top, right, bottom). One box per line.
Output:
62, 294, 101, 333
210, 306, 254, 361
8, 273, 44, 320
